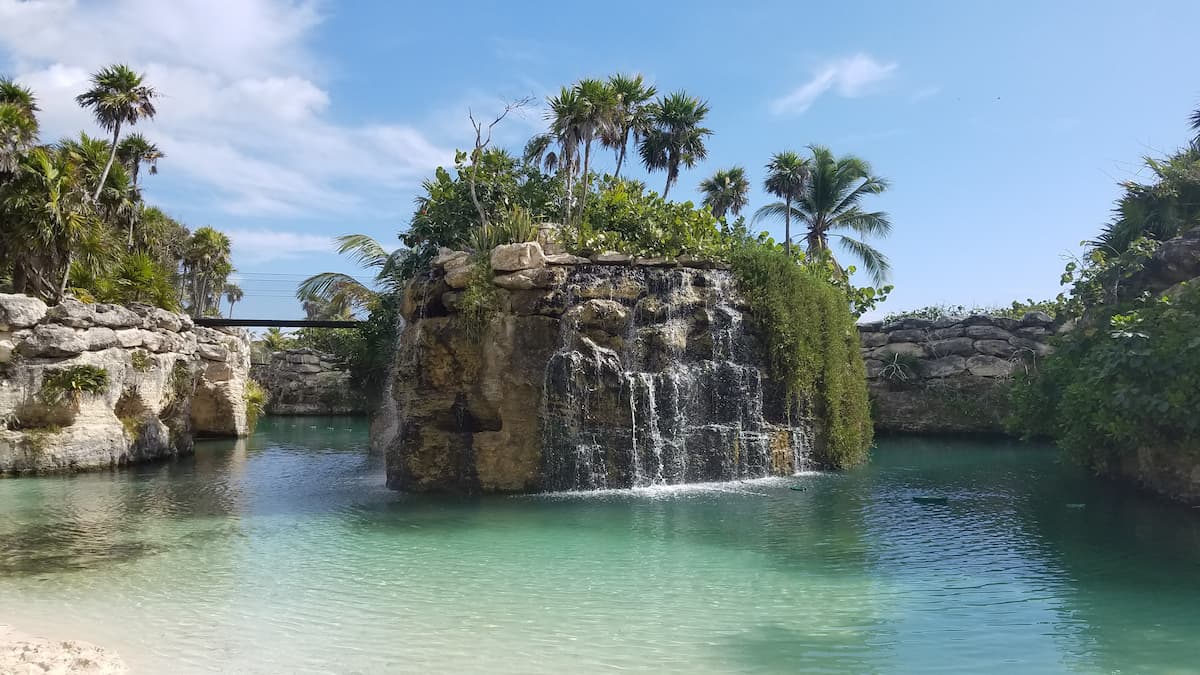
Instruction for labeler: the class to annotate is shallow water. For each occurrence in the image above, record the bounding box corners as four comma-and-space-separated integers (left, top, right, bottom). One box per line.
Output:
1, 417, 1198, 674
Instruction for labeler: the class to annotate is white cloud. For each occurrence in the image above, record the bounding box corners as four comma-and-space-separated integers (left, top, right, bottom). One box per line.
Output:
225, 229, 335, 263
0, 0, 454, 217
770, 54, 898, 115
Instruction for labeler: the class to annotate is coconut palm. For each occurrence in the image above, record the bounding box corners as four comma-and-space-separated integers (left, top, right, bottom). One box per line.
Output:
699, 167, 750, 220
638, 92, 712, 199
224, 283, 244, 318
754, 145, 892, 284
602, 74, 656, 179
546, 87, 586, 221
523, 133, 559, 173
117, 133, 163, 188
74, 64, 157, 201
296, 234, 409, 316
0, 78, 39, 174
760, 152, 812, 256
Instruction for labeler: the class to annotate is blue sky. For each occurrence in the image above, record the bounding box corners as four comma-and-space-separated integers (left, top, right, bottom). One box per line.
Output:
2, 0, 1198, 320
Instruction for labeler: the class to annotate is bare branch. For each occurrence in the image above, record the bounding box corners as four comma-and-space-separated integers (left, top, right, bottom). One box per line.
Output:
466, 96, 535, 229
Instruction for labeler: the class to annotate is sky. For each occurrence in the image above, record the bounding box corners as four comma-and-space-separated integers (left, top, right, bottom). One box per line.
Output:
1, 0, 1198, 320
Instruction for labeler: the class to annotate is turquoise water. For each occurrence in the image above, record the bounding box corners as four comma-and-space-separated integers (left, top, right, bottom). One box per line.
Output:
1, 417, 1199, 674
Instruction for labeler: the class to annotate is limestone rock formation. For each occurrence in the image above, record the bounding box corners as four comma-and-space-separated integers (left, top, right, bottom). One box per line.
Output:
0, 294, 252, 474
859, 312, 1056, 434
384, 261, 817, 493
251, 348, 365, 415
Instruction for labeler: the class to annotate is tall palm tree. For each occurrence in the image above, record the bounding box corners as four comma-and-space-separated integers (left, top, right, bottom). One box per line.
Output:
117, 133, 163, 188
602, 74, 656, 179
546, 87, 586, 222
572, 78, 616, 202
638, 92, 713, 199
761, 152, 812, 256
296, 234, 408, 316
224, 283, 244, 318
75, 64, 157, 202
754, 145, 892, 284
1190, 105, 1200, 148
182, 226, 232, 316
523, 133, 559, 173
0, 78, 39, 174
699, 167, 750, 219
62, 132, 141, 247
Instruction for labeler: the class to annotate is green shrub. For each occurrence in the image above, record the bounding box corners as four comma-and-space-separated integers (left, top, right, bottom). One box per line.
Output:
458, 255, 499, 338
244, 379, 267, 432
467, 206, 541, 252
130, 349, 151, 372
40, 365, 109, 404
729, 243, 873, 468
1010, 283, 1200, 468
573, 177, 726, 258
884, 298, 1064, 323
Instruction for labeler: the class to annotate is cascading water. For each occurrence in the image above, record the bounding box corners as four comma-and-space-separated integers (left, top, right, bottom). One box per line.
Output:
539, 265, 812, 490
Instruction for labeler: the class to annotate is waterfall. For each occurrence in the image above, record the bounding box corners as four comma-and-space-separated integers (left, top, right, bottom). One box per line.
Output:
539, 265, 812, 490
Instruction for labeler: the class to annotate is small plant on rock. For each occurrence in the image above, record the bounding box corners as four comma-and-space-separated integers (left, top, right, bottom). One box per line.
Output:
880, 353, 921, 385
39, 365, 110, 404
244, 379, 267, 433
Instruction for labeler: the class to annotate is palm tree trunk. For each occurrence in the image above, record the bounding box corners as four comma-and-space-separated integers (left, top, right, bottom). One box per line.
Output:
58, 250, 73, 302
93, 123, 121, 202
229, 300, 236, 319
614, 136, 626, 179
784, 196, 792, 257
581, 140, 592, 214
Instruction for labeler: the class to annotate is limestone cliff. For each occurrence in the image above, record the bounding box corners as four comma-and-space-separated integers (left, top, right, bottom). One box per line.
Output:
858, 313, 1058, 434
0, 295, 251, 474
382, 243, 817, 494
251, 348, 365, 415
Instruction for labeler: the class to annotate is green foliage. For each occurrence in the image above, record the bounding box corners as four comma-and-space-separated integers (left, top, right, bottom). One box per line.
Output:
467, 206, 541, 252
130, 349, 150, 372
1010, 284, 1200, 468
458, 256, 500, 338
72, 251, 180, 309
884, 298, 1065, 323
244, 379, 267, 433
1090, 148, 1200, 255
573, 177, 726, 257
259, 327, 295, 352
728, 243, 873, 469
879, 352, 921, 385
40, 365, 109, 404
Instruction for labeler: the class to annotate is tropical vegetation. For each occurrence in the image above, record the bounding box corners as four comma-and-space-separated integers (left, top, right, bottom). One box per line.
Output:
0, 66, 235, 315
1011, 105, 1200, 473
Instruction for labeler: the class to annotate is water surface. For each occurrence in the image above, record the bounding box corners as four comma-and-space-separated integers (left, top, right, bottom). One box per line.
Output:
1, 417, 1198, 673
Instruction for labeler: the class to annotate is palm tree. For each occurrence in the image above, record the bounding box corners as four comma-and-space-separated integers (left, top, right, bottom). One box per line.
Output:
546, 87, 586, 222
261, 327, 291, 352
74, 64, 157, 202
699, 167, 750, 219
1190, 105, 1199, 148
296, 234, 408, 316
182, 226, 232, 316
761, 152, 812, 256
0, 78, 39, 174
523, 133, 559, 173
224, 283, 243, 318
602, 74, 656, 179
61, 132, 141, 247
638, 92, 713, 199
754, 145, 892, 284
572, 78, 616, 202
117, 133, 163, 188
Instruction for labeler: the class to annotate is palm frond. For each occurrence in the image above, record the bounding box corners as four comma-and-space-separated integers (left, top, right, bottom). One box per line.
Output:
834, 234, 891, 285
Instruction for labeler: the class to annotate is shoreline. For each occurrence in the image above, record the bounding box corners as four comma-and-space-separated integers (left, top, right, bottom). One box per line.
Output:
0, 624, 127, 674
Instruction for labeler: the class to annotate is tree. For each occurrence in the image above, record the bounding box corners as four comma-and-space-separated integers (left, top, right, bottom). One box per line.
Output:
261, 327, 292, 352
761, 152, 811, 256
523, 133, 559, 174
0, 146, 103, 301
467, 97, 532, 227
296, 234, 408, 316
182, 226, 232, 316
602, 74, 656, 179
224, 283, 243, 318
0, 78, 39, 174
1090, 147, 1200, 254
117, 133, 163, 188
1191, 105, 1200, 148
74, 64, 157, 202
572, 78, 616, 205
699, 167, 750, 220
546, 86, 586, 222
638, 92, 712, 199
754, 145, 892, 284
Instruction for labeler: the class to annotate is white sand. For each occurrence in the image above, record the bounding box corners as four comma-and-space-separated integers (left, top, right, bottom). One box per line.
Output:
0, 625, 127, 675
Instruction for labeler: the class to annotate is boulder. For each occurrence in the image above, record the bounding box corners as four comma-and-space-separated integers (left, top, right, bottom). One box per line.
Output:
17, 324, 87, 357
1020, 311, 1055, 327
545, 253, 590, 266
966, 354, 1014, 378
634, 256, 676, 267
433, 247, 470, 268
926, 337, 976, 357
964, 325, 1013, 340
928, 325, 965, 339
83, 327, 119, 351
888, 328, 928, 343
493, 267, 567, 291
0, 339, 13, 363
443, 255, 474, 289
923, 356, 968, 378
566, 299, 630, 335
871, 342, 926, 359
677, 255, 717, 269
974, 339, 1017, 358
931, 316, 962, 329
858, 332, 888, 348
44, 298, 95, 328
92, 303, 142, 328
491, 242, 546, 272
0, 293, 48, 330
198, 343, 229, 362
857, 321, 884, 332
